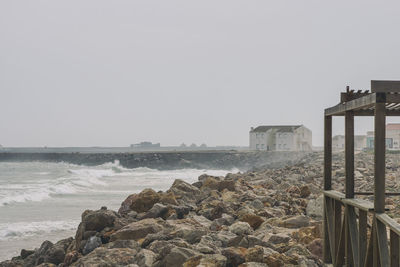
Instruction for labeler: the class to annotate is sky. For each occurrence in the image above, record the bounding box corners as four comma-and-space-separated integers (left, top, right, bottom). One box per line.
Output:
1, 1, 400, 147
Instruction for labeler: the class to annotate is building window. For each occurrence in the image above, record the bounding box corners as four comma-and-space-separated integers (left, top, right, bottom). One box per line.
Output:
256, 144, 259, 149
261, 144, 265, 149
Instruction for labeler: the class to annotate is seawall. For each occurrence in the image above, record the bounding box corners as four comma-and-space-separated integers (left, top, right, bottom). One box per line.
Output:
0, 151, 314, 170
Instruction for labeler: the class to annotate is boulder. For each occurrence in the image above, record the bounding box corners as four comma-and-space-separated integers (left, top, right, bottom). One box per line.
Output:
245, 246, 264, 263
70, 247, 137, 266
184, 254, 227, 267
268, 233, 290, 244
139, 203, 168, 219
163, 247, 198, 267
169, 179, 203, 204
299, 185, 311, 198
110, 218, 164, 241
82, 236, 102, 255
159, 191, 179, 205
306, 195, 323, 218
229, 222, 253, 235
306, 238, 323, 259
134, 249, 156, 267
130, 188, 160, 213
239, 214, 264, 230
221, 247, 247, 266
280, 215, 310, 228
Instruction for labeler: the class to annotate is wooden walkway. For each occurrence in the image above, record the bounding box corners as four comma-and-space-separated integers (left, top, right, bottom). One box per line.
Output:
324, 81, 400, 267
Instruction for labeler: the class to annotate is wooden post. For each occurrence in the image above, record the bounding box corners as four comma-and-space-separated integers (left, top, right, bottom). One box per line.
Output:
345, 110, 354, 198
323, 115, 333, 263
374, 101, 386, 213
324, 115, 332, 190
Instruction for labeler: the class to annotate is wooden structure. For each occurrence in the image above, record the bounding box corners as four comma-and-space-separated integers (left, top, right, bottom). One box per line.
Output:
324, 81, 400, 267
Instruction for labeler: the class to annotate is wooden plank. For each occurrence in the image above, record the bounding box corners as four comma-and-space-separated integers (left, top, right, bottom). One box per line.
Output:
372, 80, 400, 93
376, 219, 390, 267
325, 93, 377, 116
355, 192, 400, 196
342, 198, 375, 211
375, 102, 386, 213
335, 211, 346, 267
345, 111, 355, 198
376, 214, 400, 237
354, 110, 400, 116
324, 115, 332, 190
391, 230, 399, 267
325, 196, 335, 263
373, 220, 380, 267
334, 200, 342, 260
365, 221, 374, 267
347, 206, 360, 266
359, 210, 368, 267
324, 190, 345, 201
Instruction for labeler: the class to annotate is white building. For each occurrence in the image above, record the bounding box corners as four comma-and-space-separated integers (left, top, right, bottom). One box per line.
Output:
386, 124, 400, 149
332, 135, 366, 151
249, 125, 312, 151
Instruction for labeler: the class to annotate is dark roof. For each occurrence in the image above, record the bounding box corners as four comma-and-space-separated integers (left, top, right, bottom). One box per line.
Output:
251, 125, 302, 133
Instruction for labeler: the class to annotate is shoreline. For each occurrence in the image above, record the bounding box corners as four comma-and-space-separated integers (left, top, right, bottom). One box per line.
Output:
0, 152, 324, 267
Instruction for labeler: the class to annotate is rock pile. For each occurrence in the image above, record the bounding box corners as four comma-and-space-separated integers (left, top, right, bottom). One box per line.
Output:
8, 151, 383, 267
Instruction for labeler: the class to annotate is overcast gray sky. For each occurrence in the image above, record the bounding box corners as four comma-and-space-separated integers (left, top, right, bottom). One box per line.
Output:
1, 1, 400, 147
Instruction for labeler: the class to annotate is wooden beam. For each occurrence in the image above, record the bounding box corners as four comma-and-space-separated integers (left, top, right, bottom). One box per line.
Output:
354, 110, 400, 116
324, 116, 332, 190
376, 214, 400, 237
334, 200, 342, 262
376, 219, 390, 267
345, 111, 354, 198
325, 93, 377, 116
359, 210, 367, 267
391, 230, 399, 267
372, 80, 400, 93
347, 206, 360, 266
342, 198, 375, 211
375, 102, 386, 213
324, 190, 345, 201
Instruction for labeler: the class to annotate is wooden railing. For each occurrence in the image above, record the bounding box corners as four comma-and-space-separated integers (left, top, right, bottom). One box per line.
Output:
324, 190, 400, 267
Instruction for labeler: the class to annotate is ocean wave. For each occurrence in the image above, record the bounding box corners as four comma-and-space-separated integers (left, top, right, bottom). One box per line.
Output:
0, 160, 237, 206
0, 220, 78, 241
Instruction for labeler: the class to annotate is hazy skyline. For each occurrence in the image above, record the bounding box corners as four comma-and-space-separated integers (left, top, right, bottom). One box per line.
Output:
2, 1, 400, 147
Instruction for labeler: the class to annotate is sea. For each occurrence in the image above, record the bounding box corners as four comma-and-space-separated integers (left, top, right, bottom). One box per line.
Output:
0, 161, 236, 261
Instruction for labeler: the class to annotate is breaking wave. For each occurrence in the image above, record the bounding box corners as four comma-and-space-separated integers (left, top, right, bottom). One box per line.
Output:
0, 161, 237, 206
0, 220, 79, 241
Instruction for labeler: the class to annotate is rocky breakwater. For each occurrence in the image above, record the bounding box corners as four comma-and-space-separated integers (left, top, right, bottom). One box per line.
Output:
0, 156, 325, 267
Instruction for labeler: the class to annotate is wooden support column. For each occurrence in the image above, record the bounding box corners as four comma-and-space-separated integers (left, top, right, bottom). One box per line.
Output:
323, 115, 333, 263
324, 115, 332, 190
345, 111, 354, 266
374, 100, 386, 213
345, 111, 354, 198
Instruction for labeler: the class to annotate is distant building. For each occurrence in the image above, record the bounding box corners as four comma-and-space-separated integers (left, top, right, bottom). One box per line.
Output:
249, 125, 312, 151
332, 135, 366, 151
366, 124, 400, 149
130, 142, 160, 149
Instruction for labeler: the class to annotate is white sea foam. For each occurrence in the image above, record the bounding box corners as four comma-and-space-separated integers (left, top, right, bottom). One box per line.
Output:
0, 220, 79, 241
0, 161, 237, 206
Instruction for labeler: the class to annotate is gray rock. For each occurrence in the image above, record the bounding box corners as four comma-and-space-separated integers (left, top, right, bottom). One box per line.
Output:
139, 203, 168, 219
229, 222, 253, 235
110, 218, 164, 241
82, 236, 102, 255
281, 215, 310, 228
70, 247, 137, 266
306, 194, 323, 218
268, 233, 290, 244
163, 247, 198, 266
134, 249, 156, 267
